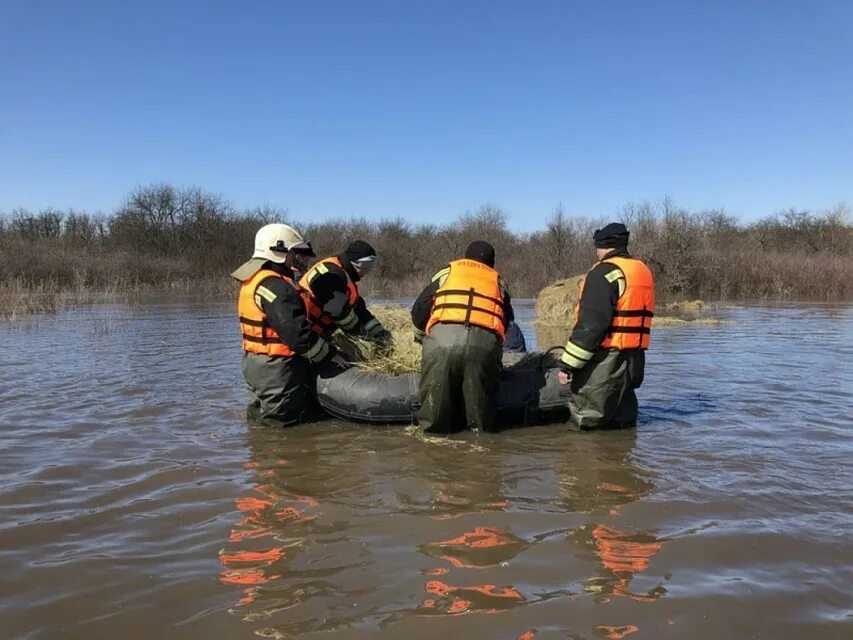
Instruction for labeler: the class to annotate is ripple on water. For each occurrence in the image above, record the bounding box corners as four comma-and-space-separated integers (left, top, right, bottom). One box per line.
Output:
0, 302, 851, 639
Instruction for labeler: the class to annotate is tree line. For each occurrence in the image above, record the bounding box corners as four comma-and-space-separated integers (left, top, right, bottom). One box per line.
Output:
1, 184, 850, 300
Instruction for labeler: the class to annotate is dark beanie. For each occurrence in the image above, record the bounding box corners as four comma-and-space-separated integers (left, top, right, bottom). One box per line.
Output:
593, 223, 630, 248
344, 240, 376, 263
464, 240, 496, 267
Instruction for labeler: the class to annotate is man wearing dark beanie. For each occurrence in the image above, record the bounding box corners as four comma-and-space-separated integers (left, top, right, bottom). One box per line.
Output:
299, 240, 392, 345
464, 240, 496, 266
557, 222, 655, 429
411, 240, 514, 434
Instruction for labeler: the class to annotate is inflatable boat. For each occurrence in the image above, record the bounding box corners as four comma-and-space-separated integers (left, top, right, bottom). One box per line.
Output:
315, 350, 571, 425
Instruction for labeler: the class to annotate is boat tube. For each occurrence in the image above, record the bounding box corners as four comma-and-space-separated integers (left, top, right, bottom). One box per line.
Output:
315, 351, 571, 426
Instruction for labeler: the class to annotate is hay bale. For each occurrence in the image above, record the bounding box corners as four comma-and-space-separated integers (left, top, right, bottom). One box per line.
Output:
533, 278, 720, 343
537, 277, 713, 323
663, 299, 705, 313
332, 305, 422, 374
534, 275, 585, 326
534, 324, 570, 349
332, 305, 564, 374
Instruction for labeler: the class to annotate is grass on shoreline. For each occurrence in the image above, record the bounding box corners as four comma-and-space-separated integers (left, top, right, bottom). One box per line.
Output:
0, 277, 239, 321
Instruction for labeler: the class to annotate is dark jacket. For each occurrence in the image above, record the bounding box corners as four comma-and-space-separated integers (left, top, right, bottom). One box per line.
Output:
559, 248, 631, 373
503, 321, 527, 352
306, 256, 384, 335
255, 263, 337, 362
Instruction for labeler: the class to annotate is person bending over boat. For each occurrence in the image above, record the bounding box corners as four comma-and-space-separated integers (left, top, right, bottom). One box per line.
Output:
231, 224, 347, 427
411, 241, 514, 434
299, 240, 392, 347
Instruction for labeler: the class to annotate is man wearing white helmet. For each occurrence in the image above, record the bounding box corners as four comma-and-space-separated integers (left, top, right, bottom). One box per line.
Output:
231, 223, 347, 427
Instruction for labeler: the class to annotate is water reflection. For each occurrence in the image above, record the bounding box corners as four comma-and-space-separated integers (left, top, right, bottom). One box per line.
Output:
419, 526, 529, 569
411, 435, 529, 616
557, 431, 652, 514
220, 425, 667, 634
219, 459, 319, 611
416, 525, 529, 615
2, 302, 852, 639
561, 431, 666, 609
582, 524, 665, 603
219, 428, 326, 626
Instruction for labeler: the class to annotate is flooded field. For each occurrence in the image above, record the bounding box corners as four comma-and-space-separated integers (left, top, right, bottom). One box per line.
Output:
1, 301, 851, 639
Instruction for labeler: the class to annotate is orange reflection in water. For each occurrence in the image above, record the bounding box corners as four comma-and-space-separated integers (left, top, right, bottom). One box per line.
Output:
420, 526, 529, 569
418, 525, 528, 615
219, 546, 285, 596
419, 579, 524, 615
425, 579, 524, 600
593, 624, 639, 638
593, 524, 661, 575
587, 524, 665, 604
220, 481, 318, 606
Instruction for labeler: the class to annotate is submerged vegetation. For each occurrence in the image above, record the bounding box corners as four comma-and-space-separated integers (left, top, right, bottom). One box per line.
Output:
1, 184, 851, 320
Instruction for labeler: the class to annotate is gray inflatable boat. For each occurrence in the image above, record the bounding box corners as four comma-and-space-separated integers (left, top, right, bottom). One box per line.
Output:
315, 350, 571, 425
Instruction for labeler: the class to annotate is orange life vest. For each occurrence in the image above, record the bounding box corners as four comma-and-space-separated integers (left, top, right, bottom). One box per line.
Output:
576, 256, 655, 350
298, 256, 360, 335
425, 259, 507, 341
237, 268, 297, 357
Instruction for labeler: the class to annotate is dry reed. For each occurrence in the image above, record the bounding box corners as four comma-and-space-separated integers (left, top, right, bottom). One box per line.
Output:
0, 278, 59, 320
333, 305, 422, 374
333, 306, 564, 374
3, 188, 851, 302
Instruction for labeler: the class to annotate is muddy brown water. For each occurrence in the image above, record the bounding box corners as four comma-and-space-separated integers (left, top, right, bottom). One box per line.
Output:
1, 301, 851, 639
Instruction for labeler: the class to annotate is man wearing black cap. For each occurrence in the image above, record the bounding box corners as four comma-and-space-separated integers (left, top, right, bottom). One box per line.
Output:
557, 223, 655, 429
299, 240, 392, 344
411, 240, 515, 434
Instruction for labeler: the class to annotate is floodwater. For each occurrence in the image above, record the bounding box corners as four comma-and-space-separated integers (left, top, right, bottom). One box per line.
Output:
1, 300, 851, 640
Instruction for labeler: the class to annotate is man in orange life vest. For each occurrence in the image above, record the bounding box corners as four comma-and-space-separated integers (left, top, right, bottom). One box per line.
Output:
558, 223, 655, 430
411, 241, 514, 434
231, 224, 347, 427
299, 240, 392, 345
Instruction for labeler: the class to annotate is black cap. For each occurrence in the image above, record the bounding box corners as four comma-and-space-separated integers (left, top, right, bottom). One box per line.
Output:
464, 240, 496, 267
344, 240, 376, 263
593, 223, 630, 249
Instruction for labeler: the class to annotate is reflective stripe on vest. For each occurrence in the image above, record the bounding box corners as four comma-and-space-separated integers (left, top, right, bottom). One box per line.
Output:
237, 269, 297, 357
425, 258, 507, 341
576, 256, 655, 350
298, 256, 360, 335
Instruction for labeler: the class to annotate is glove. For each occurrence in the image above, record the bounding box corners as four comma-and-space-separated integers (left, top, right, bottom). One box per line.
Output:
375, 328, 393, 346
330, 353, 350, 369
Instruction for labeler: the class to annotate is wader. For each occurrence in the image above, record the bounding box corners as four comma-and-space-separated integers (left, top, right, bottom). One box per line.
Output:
568, 350, 644, 430
418, 323, 502, 434
242, 352, 314, 427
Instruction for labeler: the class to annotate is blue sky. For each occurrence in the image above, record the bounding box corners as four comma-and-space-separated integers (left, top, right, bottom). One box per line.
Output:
1, 0, 851, 230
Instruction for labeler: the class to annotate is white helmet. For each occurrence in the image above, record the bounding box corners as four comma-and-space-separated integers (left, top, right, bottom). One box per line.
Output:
252, 223, 314, 263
